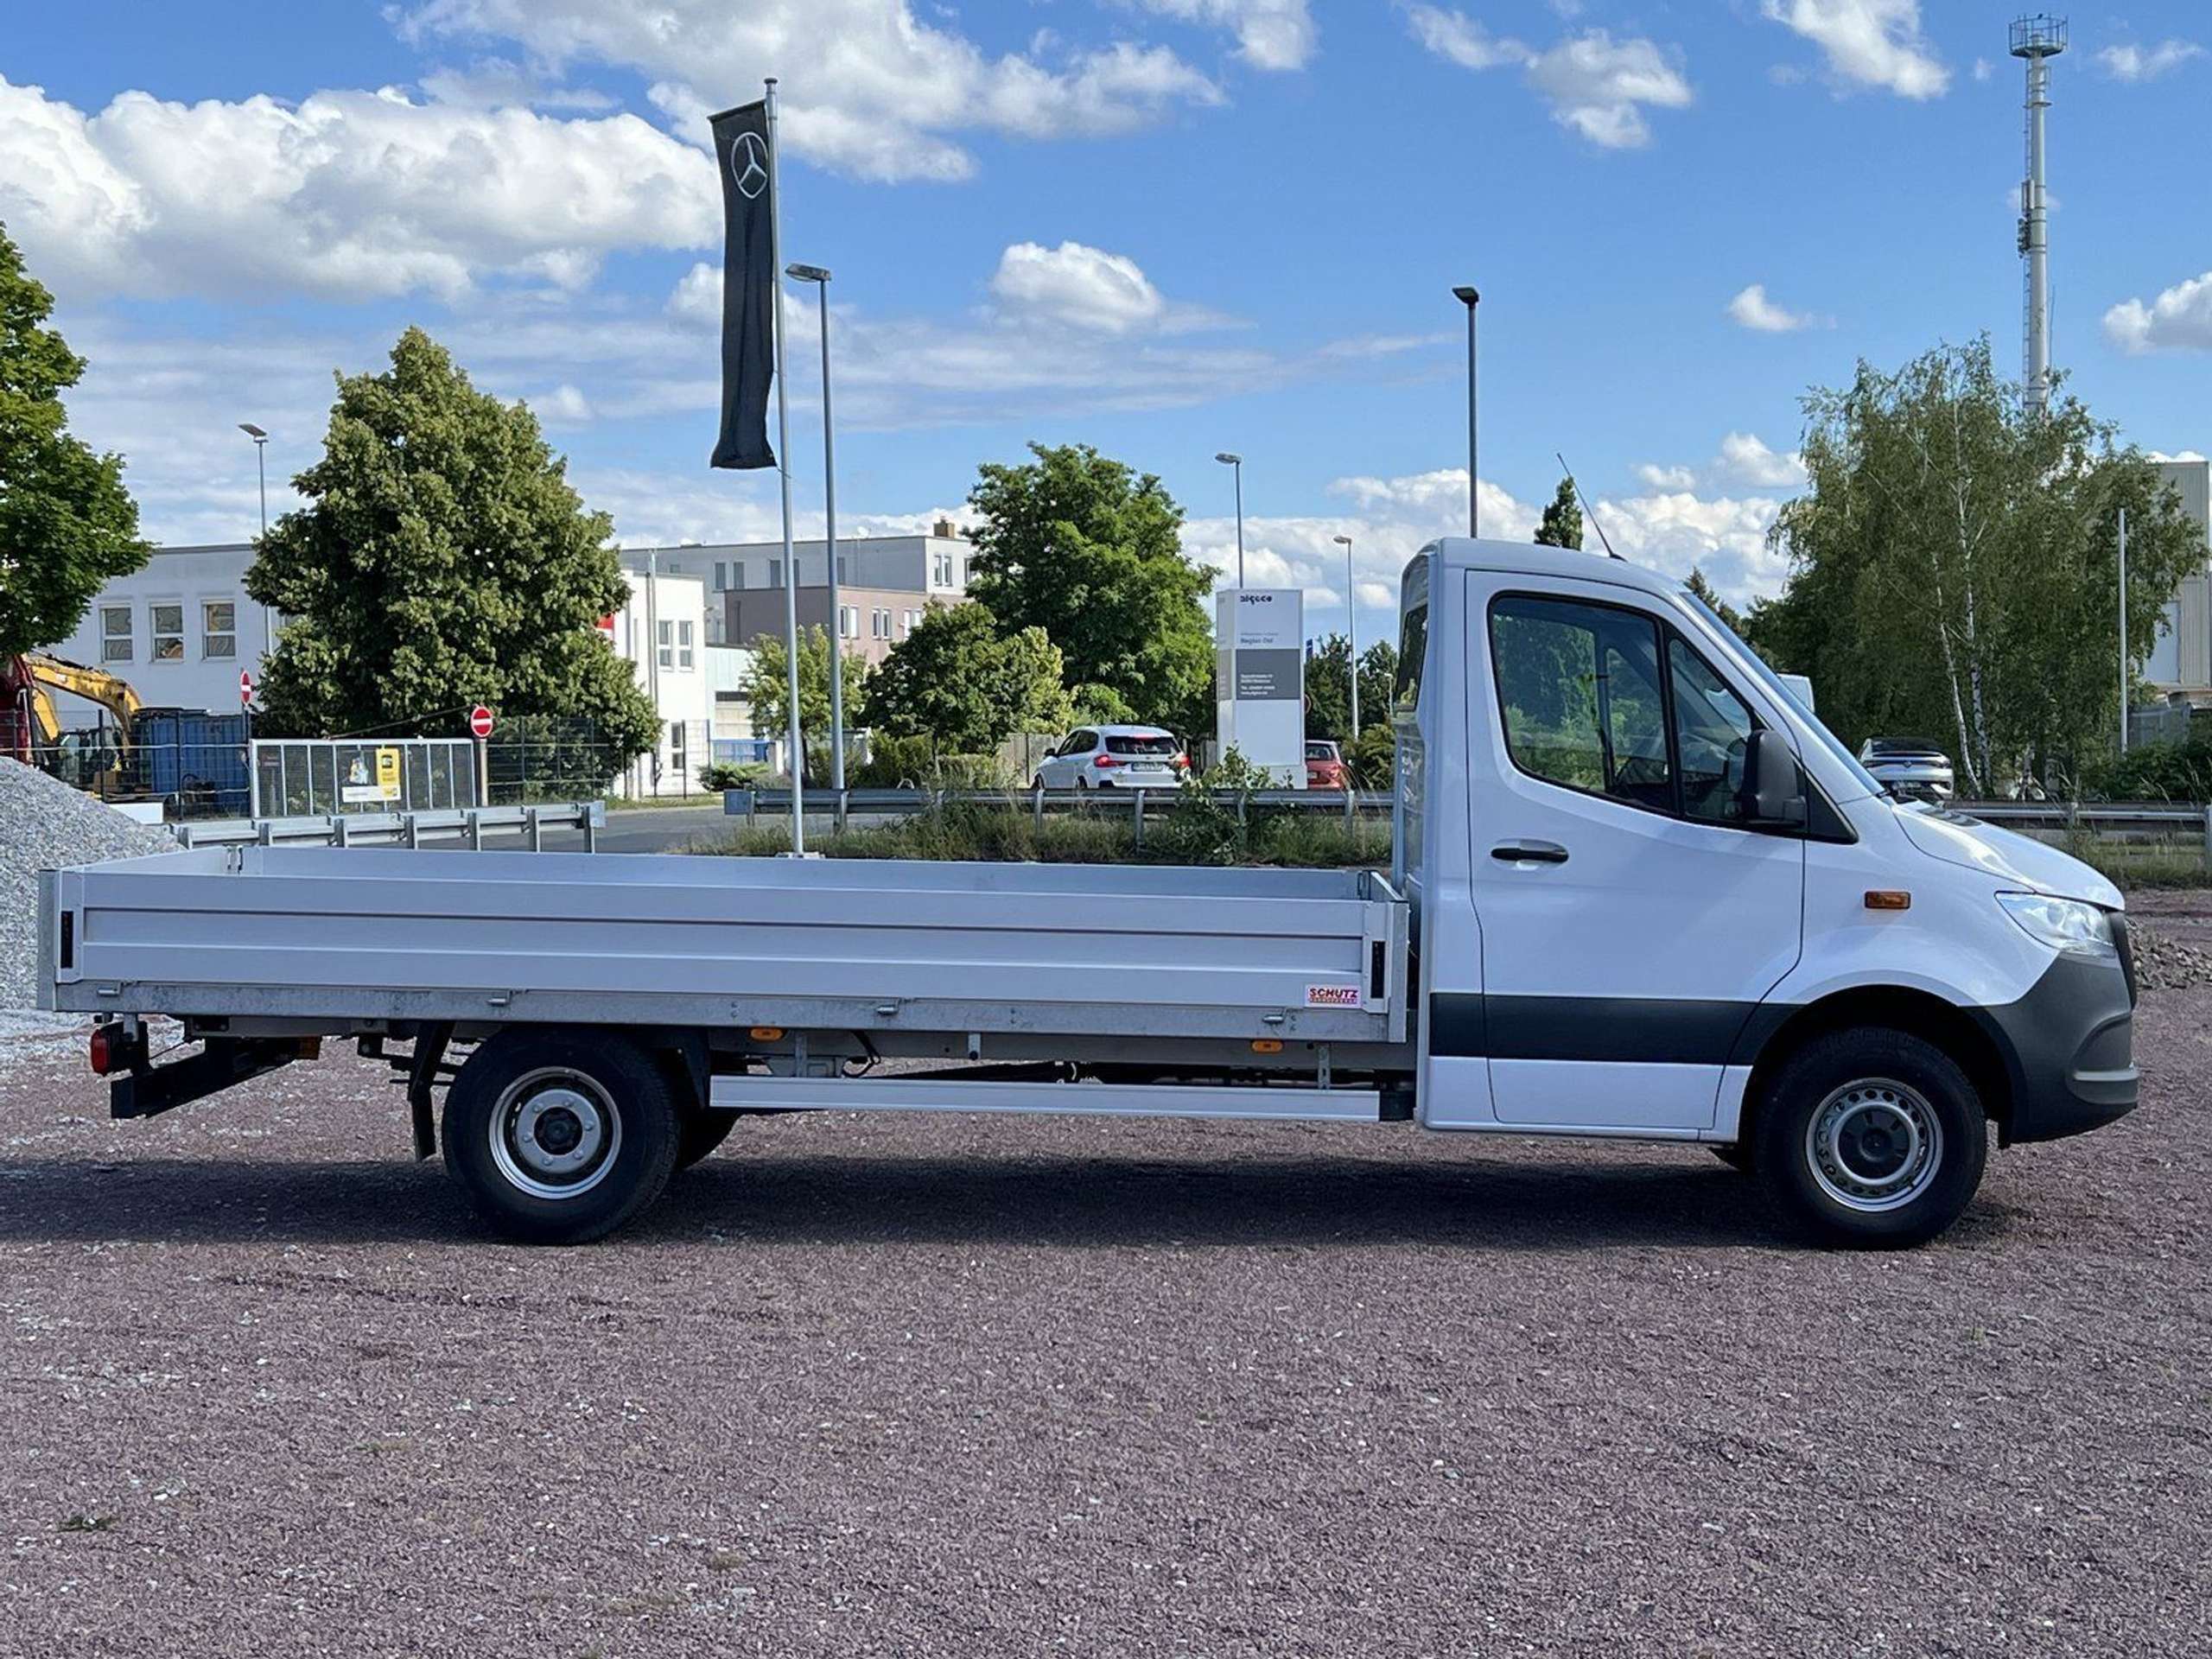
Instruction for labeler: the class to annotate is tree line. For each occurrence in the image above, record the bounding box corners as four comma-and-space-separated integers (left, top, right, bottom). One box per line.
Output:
7, 213, 2199, 801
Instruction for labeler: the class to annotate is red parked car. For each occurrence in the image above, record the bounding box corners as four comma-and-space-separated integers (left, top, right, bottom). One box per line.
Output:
1305, 740, 1348, 790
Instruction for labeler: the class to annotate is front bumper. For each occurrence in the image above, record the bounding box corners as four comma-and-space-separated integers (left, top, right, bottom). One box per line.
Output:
1972, 941, 2139, 1145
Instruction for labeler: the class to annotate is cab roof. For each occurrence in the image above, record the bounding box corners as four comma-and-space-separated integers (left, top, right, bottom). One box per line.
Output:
1421, 537, 1687, 602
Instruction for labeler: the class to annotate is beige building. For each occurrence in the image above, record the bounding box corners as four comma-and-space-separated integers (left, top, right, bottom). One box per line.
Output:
619, 524, 971, 661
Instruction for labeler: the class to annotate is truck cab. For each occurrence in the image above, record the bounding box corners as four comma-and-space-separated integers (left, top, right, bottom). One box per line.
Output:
1395, 538, 2136, 1242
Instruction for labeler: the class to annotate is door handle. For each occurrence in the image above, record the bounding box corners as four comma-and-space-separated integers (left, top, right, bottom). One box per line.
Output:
1491, 840, 1569, 865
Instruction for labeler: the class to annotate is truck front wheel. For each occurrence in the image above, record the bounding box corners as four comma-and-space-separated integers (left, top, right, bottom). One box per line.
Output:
1751, 1027, 1987, 1249
442, 1031, 682, 1244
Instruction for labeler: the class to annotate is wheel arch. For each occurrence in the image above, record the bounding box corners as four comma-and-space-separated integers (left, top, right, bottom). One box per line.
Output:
1738, 986, 2015, 1145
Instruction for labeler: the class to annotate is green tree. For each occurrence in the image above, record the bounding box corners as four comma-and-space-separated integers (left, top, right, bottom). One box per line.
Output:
743, 624, 870, 782
965, 443, 1214, 732
0, 222, 149, 656
245, 327, 657, 755
1762, 339, 2198, 791
861, 601, 1073, 752
1534, 477, 1583, 550
1302, 633, 1398, 743
1682, 567, 1743, 634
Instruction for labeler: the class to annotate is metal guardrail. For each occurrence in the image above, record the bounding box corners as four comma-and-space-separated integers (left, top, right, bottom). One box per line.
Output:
725, 785, 1391, 842
169, 801, 607, 852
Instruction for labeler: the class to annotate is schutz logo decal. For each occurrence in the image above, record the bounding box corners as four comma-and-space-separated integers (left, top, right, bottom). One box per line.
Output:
1306, 984, 1362, 1007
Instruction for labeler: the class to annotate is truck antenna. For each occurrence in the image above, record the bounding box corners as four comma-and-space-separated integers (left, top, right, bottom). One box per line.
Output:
1555, 452, 1623, 561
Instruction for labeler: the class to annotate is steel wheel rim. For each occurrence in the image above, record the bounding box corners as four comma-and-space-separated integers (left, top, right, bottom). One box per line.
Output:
489, 1068, 622, 1200
1805, 1077, 1942, 1213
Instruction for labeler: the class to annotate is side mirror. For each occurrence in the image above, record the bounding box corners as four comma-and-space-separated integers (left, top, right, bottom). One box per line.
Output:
1745, 729, 1808, 828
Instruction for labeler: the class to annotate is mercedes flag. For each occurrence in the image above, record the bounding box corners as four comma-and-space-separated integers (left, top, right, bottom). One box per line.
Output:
709, 99, 776, 470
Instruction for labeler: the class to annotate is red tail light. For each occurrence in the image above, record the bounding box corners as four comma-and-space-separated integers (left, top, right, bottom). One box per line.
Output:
1093, 753, 1118, 767
1175, 754, 1190, 770
89, 1025, 119, 1076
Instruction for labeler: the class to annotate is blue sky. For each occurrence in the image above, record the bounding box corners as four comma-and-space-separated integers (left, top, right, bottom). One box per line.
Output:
4, 1, 2208, 645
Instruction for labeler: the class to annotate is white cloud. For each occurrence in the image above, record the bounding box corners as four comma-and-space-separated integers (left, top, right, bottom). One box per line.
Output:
1523, 29, 1694, 149
2096, 41, 2205, 82
2104, 271, 2212, 354
535, 383, 594, 424
1635, 432, 1807, 497
989, 241, 1167, 334
0, 75, 715, 301
1586, 489, 1791, 607
1726, 283, 1825, 333
1760, 0, 1948, 99
1715, 431, 1807, 489
1126, 0, 1318, 71
1403, 10, 1692, 149
399, 0, 1226, 184
1972, 57, 1993, 83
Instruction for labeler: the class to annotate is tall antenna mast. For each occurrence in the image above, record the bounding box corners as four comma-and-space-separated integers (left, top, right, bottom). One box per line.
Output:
2012, 14, 2067, 414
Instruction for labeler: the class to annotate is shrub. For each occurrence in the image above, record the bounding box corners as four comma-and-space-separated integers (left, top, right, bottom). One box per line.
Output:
2080, 734, 2212, 803
697, 760, 768, 792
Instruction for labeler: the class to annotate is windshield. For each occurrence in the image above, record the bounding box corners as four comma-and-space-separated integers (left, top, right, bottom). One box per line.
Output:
1675, 588, 1884, 800
1306, 742, 1338, 761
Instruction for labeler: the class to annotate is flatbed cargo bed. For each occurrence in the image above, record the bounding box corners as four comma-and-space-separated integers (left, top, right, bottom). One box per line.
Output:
41, 847, 1410, 1046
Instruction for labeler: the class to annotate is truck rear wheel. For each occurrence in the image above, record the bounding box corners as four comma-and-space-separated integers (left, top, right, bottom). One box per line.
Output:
1751, 1027, 1987, 1249
442, 1030, 681, 1244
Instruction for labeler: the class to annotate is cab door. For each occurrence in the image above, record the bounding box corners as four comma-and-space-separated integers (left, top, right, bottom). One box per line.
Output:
1463, 575, 1803, 1132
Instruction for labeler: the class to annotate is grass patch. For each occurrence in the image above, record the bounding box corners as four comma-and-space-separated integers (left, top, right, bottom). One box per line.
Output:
689, 798, 1391, 868
2056, 831, 2212, 892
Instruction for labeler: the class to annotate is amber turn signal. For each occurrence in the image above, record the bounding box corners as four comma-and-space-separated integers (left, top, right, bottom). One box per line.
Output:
1864, 890, 1911, 911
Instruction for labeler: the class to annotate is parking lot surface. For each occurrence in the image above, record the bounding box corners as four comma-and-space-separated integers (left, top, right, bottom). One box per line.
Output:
3, 996, 2209, 1658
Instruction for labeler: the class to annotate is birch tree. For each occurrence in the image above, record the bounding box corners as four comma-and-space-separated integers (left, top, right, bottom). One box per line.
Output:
1757, 340, 2198, 791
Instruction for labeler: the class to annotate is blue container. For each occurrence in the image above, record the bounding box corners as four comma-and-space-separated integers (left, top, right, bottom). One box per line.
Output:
135, 708, 251, 816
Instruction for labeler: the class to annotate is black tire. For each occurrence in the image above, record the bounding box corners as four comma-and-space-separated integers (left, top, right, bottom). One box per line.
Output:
1751, 1027, 1987, 1249
675, 1109, 738, 1171
442, 1029, 682, 1244
1710, 1143, 1753, 1173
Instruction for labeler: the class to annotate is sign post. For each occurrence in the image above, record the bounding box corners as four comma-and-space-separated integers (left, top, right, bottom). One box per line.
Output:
468, 705, 494, 807
1214, 589, 1306, 787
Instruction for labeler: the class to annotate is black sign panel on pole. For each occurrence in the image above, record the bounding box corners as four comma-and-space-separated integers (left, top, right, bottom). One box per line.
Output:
709, 99, 776, 471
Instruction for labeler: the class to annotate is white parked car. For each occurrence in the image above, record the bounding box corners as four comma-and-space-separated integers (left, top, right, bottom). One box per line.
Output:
1859, 737, 1956, 803
1033, 725, 1189, 789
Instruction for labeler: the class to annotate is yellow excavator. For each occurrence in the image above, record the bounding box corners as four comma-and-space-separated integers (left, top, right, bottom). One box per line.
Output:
2, 651, 143, 793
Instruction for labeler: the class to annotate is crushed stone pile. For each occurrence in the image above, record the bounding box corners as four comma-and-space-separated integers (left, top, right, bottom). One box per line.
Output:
0, 759, 177, 1012
2129, 920, 2212, 993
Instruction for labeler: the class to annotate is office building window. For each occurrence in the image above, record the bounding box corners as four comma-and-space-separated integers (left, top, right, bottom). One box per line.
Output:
903, 609, 920, 636
839, 605, 858, 639
150, 602, 185, 662
731, 561, 745, 588
931, 552, 953, 587
677, 620, 695, 670
713, 561, 728, 591
670, 720, 688, 783
768, 559, 782, 588
201, 601, 237, 658
836, 555, 848, 582
657, 619, 674, 669
99, 606, 133, 664
872, 608, 892, 639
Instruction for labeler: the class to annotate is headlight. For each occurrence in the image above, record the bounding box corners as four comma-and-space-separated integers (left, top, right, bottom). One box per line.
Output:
1997, 892, 2117, 958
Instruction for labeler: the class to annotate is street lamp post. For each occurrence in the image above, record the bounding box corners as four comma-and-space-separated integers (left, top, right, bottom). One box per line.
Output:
1452, 286, 1479, 537
1215, 452, 1244, 588
238, 423, 272, 654
1332, 534, 1358, 740
785, 263, 846, 793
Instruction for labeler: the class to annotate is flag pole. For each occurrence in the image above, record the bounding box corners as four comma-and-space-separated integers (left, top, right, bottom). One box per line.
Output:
764, 76, 804, 853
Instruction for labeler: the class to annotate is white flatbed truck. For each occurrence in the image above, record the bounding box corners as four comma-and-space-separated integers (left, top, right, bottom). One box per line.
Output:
37, 540, 2139, 1247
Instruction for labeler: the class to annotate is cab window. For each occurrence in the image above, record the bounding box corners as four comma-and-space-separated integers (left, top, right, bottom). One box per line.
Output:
1669, 639, 1755, 823
1490, 596, 1673, 812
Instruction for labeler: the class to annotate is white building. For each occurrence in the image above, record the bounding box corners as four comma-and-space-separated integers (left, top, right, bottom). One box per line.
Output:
2140, 458, 2212, 695
47, 543, 273, 715
47, 543, 715, 794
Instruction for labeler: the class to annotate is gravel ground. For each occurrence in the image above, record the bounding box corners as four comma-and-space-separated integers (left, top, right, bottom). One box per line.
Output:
3, 993, 2209, 1657
0, 760, 177, 1012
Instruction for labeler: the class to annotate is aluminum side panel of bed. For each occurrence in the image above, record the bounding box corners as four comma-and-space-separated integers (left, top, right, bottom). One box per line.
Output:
46, 848, 1409, 1044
